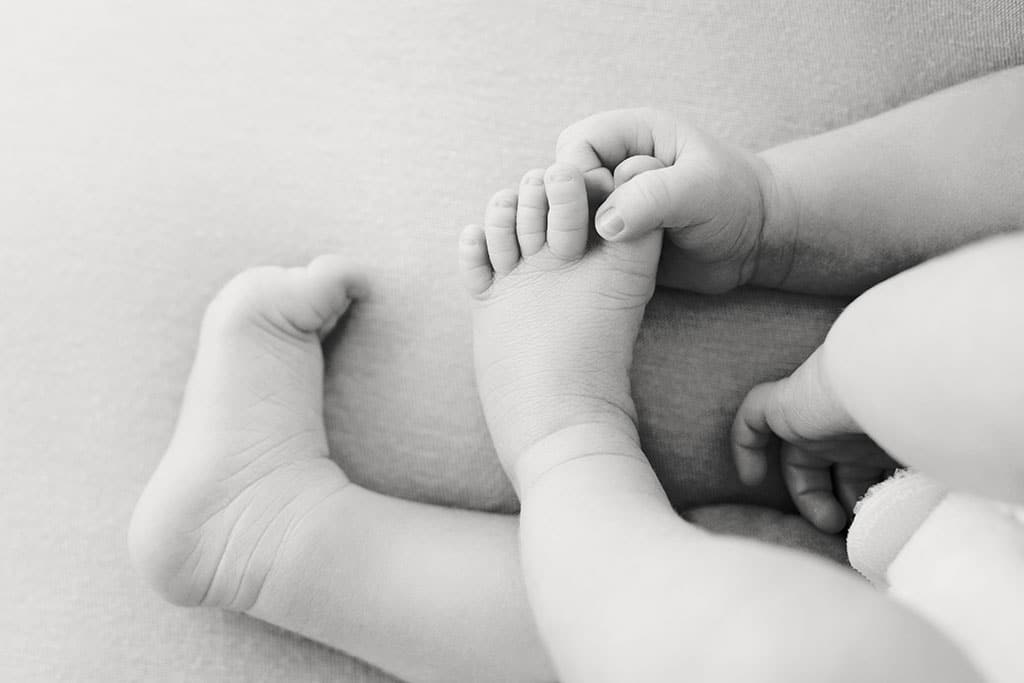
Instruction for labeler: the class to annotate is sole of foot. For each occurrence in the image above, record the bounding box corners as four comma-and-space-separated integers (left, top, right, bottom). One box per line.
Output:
459, 163, 663, 474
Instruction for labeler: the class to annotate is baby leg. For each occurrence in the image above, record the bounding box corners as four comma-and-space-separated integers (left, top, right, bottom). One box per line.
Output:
130, 256, 364, 610
128, 257, 551, 683
461, 171, 982, 683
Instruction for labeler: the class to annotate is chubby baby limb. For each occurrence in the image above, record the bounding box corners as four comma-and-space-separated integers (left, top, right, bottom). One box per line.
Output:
731, 347, 897, 533
461, 168, 982, 683
129, 257, 364, 610
557, 68, 1024, 298
128, 257, 553, 683
731, 233, 1024, 532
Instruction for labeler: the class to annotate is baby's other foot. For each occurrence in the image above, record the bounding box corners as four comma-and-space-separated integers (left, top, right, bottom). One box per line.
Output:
129, 256, 364, 611
460, 164, 662, 483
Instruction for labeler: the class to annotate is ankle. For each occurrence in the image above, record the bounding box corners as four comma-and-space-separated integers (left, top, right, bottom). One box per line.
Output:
513, 416, 644, 496
129, 456, 351, 612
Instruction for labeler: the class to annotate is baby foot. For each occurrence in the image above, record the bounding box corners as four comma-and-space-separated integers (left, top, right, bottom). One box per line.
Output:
460, 163, 663, 484
129, 256, 364, 611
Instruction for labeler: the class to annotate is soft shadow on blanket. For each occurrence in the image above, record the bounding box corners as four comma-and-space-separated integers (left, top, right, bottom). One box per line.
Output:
684, 505, 849, 566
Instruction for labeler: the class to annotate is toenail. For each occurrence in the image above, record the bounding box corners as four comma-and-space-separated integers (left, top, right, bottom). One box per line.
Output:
596, 207, 625, 237
493, 195, 516, 208
546, 173, 575, 183
521, 175, 544, 186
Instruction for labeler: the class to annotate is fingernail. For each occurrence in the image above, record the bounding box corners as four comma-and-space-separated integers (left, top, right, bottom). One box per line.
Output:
596, 207, 624, 237
546, 172, 575, 183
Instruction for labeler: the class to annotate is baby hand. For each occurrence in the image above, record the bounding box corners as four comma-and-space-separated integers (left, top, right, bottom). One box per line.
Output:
730, 347, 898, 533
556, 108, 774, 294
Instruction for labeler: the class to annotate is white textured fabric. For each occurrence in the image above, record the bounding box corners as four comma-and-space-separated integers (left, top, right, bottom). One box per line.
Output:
851, 474, 1024, 683
848, 470, 949, 587
3, 1, 1023, 681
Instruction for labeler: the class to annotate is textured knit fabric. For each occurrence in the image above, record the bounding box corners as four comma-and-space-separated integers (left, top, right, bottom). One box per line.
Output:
3, 1, 1022, 680
849, 472, 1024, 683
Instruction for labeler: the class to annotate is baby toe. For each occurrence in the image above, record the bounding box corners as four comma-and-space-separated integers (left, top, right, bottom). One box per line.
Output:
515, 169, 548, 257
484, 189, 521, 274
543, 163, 589, 261
458, 224, 494, 296
300, 255, 366, 338
210, 258, 363, 340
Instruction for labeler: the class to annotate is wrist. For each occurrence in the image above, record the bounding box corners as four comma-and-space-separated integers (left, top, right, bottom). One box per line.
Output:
749, 149, 799, 290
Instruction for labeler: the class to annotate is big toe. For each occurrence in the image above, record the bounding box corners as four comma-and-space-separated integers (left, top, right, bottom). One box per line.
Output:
207, 259, 360, 341
543, 163, 589, 261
